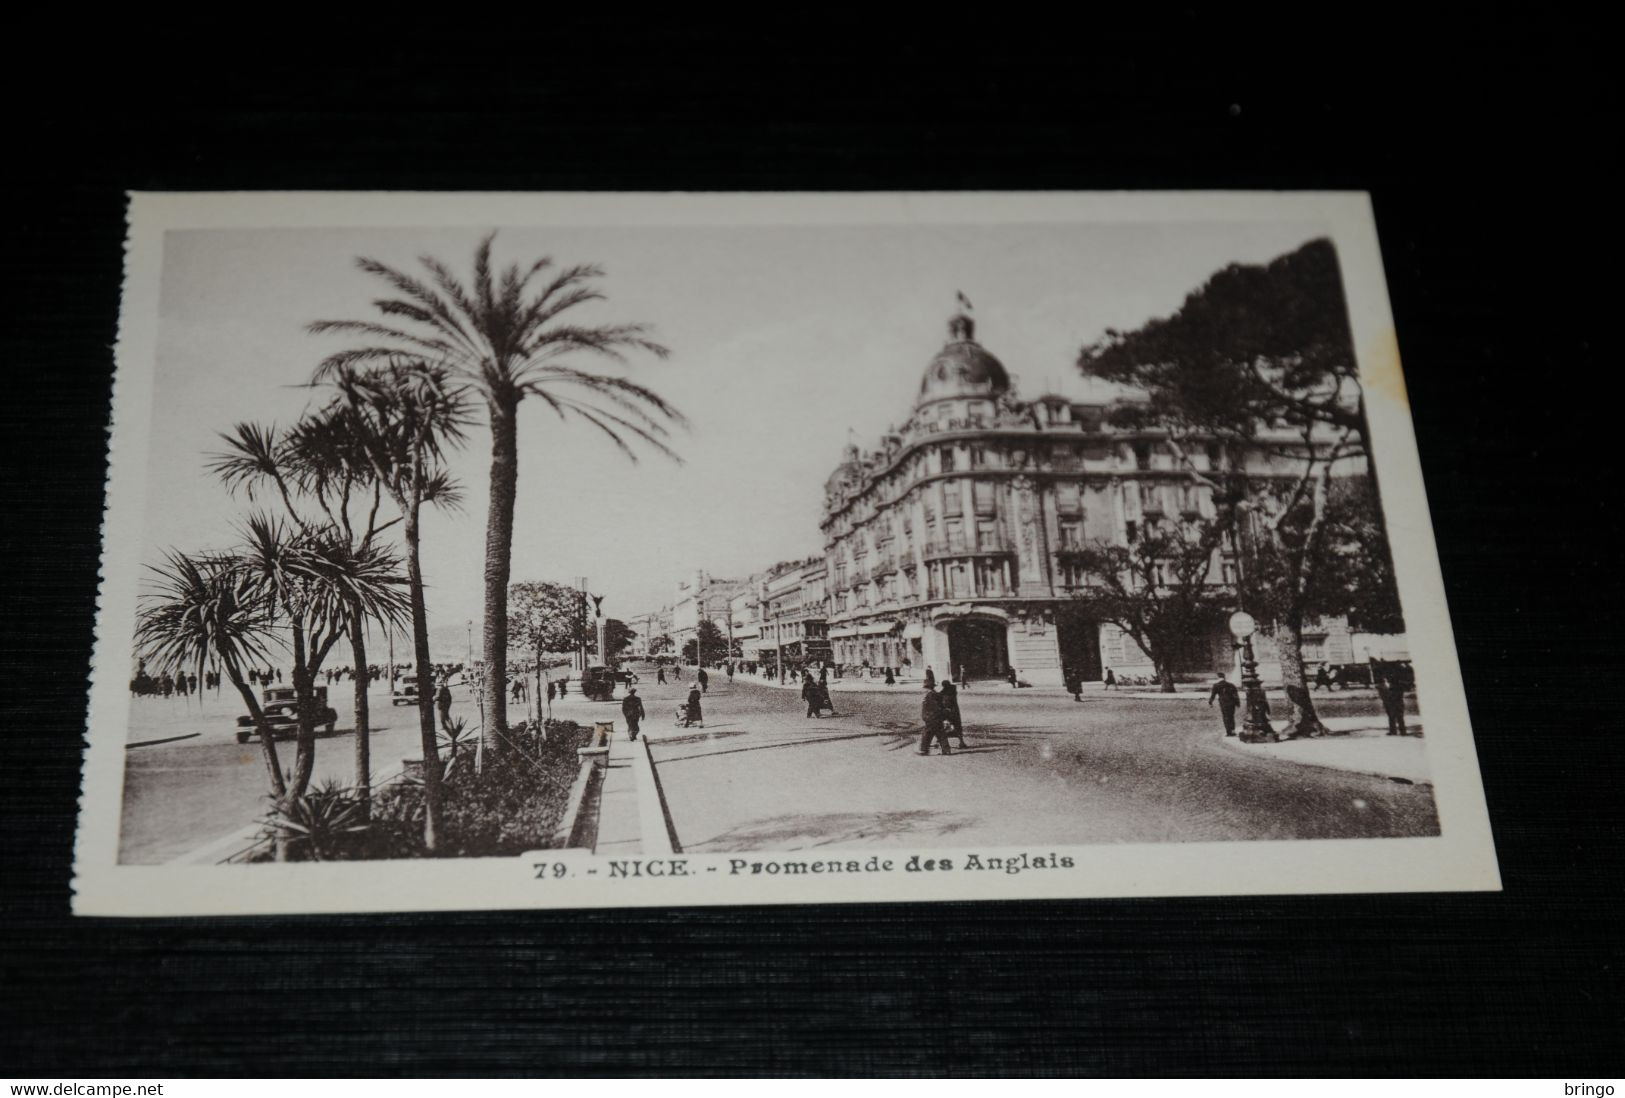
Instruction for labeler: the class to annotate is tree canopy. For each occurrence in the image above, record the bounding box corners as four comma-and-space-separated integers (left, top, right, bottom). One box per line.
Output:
508, 581, 585, 657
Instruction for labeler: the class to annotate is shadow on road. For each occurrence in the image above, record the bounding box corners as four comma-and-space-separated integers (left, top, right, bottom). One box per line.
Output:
686, 808, 981, 852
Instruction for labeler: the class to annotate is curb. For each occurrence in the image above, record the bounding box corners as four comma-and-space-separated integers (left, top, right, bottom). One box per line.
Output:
126, 732, 204, 749
552, 757, 603, 850
632, 736, 681, 855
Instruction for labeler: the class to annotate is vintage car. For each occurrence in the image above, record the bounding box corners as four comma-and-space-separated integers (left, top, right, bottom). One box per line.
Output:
391, 673, 420, 706
234, 685, 337, 744
579, 665, 637, 701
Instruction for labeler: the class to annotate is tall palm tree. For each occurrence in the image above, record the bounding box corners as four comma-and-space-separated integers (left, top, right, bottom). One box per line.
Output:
321, 360, 470, 851
310, 234, 685, 746
136, 550, 286, 798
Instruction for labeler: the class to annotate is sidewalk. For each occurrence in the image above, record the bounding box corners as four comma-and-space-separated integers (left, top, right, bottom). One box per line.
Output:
1219, 715, 1429, 784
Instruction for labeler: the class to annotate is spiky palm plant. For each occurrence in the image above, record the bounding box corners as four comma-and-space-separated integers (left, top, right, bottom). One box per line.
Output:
234, 513, 410, 797
210, 410, 409, 813
310, 234, 685, 749
135, 550, 287, 798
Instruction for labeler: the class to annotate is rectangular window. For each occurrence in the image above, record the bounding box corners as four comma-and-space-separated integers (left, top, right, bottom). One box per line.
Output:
940, 447, 956, 472
943, 482, 963, 516
1056, 482, 1081, 513
973, 481, 997, 514
1133, 442, 1152, 470
945, 519, 964, 550
1060, 521, 1081, 548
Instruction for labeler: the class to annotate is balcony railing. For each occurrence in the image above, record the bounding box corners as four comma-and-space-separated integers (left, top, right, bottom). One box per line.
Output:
922, 532, 1013, 560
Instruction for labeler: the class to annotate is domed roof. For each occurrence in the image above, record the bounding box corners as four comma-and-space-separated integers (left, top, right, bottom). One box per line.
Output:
918, 311, 1011, 405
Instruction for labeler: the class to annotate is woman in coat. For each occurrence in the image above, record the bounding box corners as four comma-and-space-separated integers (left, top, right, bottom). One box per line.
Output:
684, 685, 704, 728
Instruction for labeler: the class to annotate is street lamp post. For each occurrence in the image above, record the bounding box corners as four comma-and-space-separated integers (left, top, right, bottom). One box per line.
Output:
1229, 611, 1277, 743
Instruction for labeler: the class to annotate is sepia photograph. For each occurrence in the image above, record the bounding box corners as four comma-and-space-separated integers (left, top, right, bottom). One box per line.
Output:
74, 192, 1498, 913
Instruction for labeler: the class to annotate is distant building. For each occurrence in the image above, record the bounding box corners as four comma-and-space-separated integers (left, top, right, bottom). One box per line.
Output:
818, 305, 1382, 686
757, 558, 830, 677
672, 570, 750, 663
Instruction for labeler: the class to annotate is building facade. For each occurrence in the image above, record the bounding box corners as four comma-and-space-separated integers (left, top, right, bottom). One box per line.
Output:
818, 306, 1378, 687
756, 557, 831, 677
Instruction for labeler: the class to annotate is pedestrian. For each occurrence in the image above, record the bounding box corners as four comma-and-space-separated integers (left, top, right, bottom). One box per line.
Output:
1314, 665, 1332, 691
1064, 665, 1083, 702
698, 667, 709, 693
819, 664, 828, 686
1207, 673, 1241, 737
918, 683, 952, 756
1377, 674, 1408, 736
547, 680, 556, 704
1103, 667, 1117, 690
621, 686, 646, 740
276, 667, 282, 683
801, 673, 822, 718
939, 679, 966, 748
924, 665, 936, 690
884, 666, 896, 685
436, 680, 453, 730
558, 674, 568, 697
511, 677, 523, 702
684, 684, 703, 728
657, 665, 667, 684
1006, 666, 1018, 688
726, 662, 735, 682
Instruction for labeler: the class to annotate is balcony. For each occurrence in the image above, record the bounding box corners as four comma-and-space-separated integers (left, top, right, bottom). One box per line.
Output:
922, 532, 1014, 561
872, 554, 900, 577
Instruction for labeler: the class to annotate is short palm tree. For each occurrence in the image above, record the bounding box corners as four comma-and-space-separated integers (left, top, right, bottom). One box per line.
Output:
235, 513, 410, 797
310, 234, 685, 747
211, 414, 408, 812
135, 550, 287, 798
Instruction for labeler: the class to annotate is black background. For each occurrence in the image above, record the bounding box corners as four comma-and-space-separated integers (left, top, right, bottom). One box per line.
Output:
4, 16, 1620, 1077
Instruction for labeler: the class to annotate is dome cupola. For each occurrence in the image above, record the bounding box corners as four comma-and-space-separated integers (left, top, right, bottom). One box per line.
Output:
917, 294, 1011, 407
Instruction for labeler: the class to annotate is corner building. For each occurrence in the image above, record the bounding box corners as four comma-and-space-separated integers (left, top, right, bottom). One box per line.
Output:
821, 307, 1290, 687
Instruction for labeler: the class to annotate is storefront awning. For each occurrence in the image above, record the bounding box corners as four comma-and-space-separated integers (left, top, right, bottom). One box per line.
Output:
857, 621, 896, 636
903, 622, 923, 639
829, 626, 858, 639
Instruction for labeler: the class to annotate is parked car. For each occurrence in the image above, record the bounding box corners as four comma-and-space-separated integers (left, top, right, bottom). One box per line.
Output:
234, 685, 337, 744
392, 674, 419, 706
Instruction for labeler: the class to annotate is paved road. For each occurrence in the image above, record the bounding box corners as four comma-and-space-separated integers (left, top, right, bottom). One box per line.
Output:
627, 670, 1437, 853
117, 681, 492, 863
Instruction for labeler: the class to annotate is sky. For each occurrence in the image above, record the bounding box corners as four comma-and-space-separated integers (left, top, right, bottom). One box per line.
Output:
137, 218, 1327, 660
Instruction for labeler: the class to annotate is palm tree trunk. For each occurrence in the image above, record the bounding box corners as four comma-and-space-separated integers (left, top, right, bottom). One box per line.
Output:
229, 668, 286, 799
481, 393, 519, 749
289, 627, 318, 798
404, 503, 444, 851
1275, 615, 1329, 739
349, 608, 371, 819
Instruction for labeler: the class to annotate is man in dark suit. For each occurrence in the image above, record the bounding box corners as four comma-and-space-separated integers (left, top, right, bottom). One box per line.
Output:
1207, 674, 1240, 737
801, 673, 822, 718
918, 684, 952, 756
621, 687, 646, 740
939, 679, 966, 748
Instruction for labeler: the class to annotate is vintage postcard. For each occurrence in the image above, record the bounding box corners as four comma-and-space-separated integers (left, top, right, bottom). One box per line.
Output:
74, 192, 1499, 915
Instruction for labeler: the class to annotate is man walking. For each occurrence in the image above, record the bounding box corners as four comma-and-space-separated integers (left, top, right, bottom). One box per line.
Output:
698, 667, 709, 694
939, 678, 966, 748
621, 686, 646, 740
918, 683, 952, 756
802, 673, 822, 719
1207, 673, 1240, 737
657, 664, 667, 685
924, 666, 936, 690
1376, 673, 1409, 736
1103, 667, 1117, 690
436, 679, 454, 731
